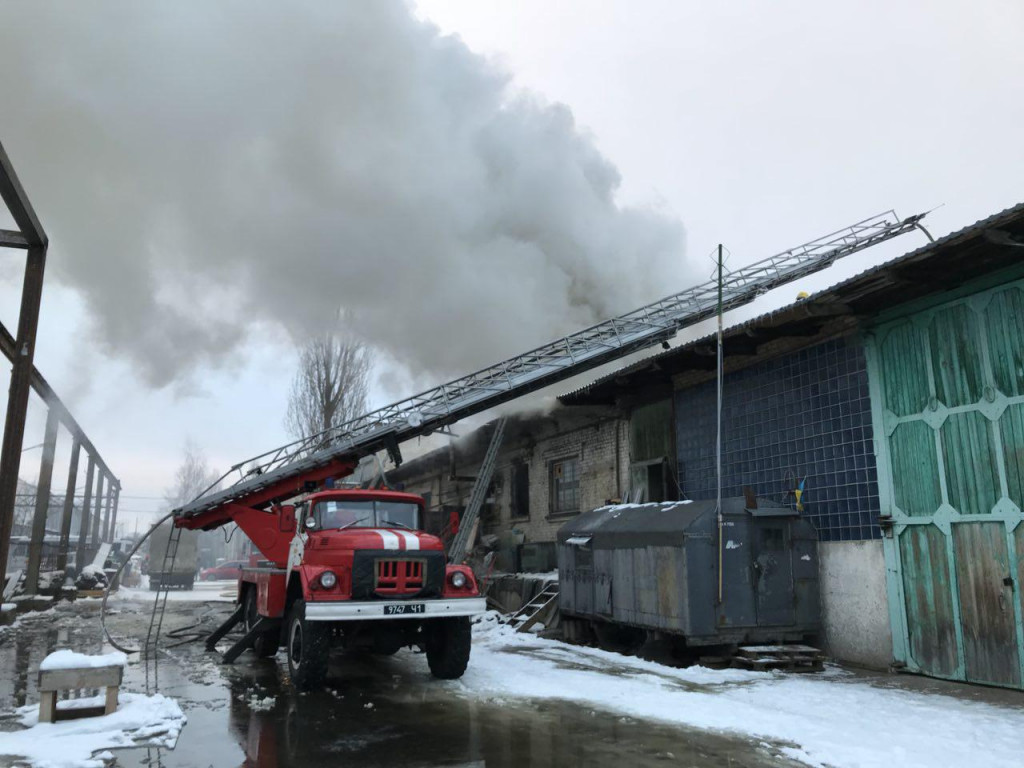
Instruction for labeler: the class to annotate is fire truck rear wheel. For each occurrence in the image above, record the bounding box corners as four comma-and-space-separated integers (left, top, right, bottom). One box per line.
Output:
286, 599, 329, 690
424, 617, 471, 679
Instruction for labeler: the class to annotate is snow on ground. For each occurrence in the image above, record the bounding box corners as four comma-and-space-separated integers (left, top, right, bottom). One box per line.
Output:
40, 650, 126, 671
0, 692, 186, 768
461, 612, 1024, 768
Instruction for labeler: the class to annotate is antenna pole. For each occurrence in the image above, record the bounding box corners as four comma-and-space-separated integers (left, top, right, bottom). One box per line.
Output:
716, 243, 724, 605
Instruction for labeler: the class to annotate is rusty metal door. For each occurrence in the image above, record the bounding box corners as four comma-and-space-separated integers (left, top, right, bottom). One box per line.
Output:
867, 278, 1024, 689
754, 523, 795, 626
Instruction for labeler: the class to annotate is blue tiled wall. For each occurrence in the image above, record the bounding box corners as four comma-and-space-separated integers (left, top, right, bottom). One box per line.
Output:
674, 336, 881, 541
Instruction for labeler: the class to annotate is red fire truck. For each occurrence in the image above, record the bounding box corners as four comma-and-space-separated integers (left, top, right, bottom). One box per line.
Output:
177, 480, 483, 690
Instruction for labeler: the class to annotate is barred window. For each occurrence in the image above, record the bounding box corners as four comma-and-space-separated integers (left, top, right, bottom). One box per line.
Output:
550, 457, 580, 515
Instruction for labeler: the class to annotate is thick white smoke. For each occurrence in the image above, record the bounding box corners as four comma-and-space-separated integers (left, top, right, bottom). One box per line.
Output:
0, 2, 685, 389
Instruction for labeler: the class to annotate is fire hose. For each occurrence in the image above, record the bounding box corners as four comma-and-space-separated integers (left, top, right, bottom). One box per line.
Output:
99, 511, 230, 654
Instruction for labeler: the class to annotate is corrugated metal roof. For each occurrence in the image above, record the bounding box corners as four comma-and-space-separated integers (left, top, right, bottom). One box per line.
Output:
560, 201, 1024, 403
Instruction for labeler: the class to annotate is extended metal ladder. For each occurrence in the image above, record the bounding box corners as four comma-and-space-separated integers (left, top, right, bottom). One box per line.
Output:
505, 581, 560, 633
176, 211, 927, 523
448, 417, 507, 563
142, 523, 180, 691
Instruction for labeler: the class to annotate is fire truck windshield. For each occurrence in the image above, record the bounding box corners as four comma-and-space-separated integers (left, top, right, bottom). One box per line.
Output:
313, 500, 420, 531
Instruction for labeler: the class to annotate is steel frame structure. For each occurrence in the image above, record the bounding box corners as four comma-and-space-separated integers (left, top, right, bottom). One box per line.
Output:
0, 139, 120, 586
179, 210, 927, 522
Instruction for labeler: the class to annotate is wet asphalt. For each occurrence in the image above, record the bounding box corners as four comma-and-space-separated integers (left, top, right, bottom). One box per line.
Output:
0, 597, 803, 768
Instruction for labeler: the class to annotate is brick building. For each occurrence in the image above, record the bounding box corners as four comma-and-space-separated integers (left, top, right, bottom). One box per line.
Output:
389, 406, 629, 551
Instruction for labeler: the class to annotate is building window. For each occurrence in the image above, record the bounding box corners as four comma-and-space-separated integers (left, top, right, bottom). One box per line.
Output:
511, 461, 530, 520
550, 457, 580, 516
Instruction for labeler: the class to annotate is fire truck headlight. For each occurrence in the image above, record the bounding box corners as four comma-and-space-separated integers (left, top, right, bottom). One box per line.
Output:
450, 571, 467, 589
319, 570, 338, 589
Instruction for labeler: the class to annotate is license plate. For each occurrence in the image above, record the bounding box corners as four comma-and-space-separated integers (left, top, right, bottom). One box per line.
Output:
384, 603, 425, 615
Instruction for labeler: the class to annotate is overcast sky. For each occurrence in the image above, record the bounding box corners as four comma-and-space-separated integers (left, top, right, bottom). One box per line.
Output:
2, 0, 1022, 532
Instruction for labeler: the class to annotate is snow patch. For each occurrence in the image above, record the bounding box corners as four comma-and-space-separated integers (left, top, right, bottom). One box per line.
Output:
725, 540, 741, 550
246, 695, 276, 712
3, 691, 186, 768
801, 555, 811, 561
463, 612, 1024, 768
40, 650, 127, 671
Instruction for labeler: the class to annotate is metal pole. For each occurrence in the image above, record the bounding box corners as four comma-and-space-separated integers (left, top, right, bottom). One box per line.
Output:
24, 408, 59, 594
90, 472, 105, 550
57, 437, 81, 571
0, 139, 48, 585
75, 455, 95, 571
716, 244, 725, 605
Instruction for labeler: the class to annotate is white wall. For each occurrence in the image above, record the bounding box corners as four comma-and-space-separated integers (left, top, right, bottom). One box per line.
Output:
818, 539, 893, 670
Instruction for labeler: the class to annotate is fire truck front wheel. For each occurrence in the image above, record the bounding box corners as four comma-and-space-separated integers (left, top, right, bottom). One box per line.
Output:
424, 617, 471, 680
286, 600, 329, 690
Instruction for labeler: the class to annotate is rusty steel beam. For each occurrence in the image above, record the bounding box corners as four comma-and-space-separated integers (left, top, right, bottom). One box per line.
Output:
108, 486, 120, 542
0, 139, 49, 580
0, 320, 116, 482
0, 244, 46, 582
101, 480, 114, 543
75, 455, 95, 571
0, 228, 29, 249
90, 472, 105, 549
0, 141, 46, 247
57, 437, 81, 572
24, 408, 60, 594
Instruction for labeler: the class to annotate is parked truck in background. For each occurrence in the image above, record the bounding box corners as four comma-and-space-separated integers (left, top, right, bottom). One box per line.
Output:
148, 520, 198, 590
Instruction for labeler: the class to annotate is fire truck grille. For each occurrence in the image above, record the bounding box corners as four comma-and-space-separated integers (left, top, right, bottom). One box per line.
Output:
351, 550, 444, 599
375, 559, 425, 595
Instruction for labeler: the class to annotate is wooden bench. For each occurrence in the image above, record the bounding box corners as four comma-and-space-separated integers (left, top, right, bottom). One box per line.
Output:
38, 664, 124, 723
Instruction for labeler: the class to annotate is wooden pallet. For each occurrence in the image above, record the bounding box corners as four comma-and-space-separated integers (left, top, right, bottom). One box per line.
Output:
731, 644, 825, 673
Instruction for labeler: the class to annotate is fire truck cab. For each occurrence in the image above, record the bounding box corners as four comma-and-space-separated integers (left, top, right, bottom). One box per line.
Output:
236, 488, 484, 689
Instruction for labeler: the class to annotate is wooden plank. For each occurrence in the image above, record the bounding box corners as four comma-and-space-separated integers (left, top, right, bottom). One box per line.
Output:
104, 686, 119, 715
39, 665, 123, 691
38, 691, 57, 723
738, 644, 819, 654
3, 569, 22, 600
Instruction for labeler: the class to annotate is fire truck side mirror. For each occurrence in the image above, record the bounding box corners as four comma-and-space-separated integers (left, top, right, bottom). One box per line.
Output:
304, 516, 318, 530
279, 505, 296, 533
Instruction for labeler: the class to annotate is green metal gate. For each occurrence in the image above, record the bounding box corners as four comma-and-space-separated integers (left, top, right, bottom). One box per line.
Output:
865, 275, 1024, 688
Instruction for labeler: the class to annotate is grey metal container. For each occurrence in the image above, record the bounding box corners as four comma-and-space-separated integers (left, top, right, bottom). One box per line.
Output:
556, 497, 819, 646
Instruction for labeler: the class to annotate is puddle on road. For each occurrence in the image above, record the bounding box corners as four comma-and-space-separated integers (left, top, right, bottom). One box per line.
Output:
1, 601, 802, 768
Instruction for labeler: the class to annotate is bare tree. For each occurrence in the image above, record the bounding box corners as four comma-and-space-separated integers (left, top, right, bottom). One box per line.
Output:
165, 441, 220, 510
285, 330, 372, 450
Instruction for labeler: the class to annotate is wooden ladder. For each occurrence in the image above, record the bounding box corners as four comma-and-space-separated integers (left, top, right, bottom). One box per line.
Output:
505, 581, 559, 634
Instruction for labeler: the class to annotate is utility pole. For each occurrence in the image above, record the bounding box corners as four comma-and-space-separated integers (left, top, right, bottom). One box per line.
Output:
715, 243, 724, 605
0, 140, 49, 581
